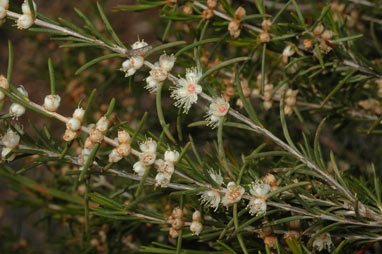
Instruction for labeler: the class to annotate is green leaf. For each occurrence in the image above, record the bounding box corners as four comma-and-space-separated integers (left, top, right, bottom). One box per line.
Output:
75, 53, 122, 75
48, 58, 56, 95
156, 82, 177, 144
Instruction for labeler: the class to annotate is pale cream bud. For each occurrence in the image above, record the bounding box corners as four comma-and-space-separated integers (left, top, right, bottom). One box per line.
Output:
202, 9, 214, 21
109, 148, 123, 163
9, 103, 26, 118
190, 221, 203, 235
21, 0, 36, 16
116, 143, 131, 157
228, 19, 241, 38
321, 30, 333, 41
89, 128, 104, 143
96, 116, 109, 133
159, 53, 176, 72
43, 94, 61, 112
131, 56, 144, 70
2, 128, 20, 149
73, 107, 85, 120
67, 118, 81, 131
0, 0, 9, 9
17, 14, 34, 30
164, 150, 179, 164
0, 75, 9, 90
260, 31, 270, 43
192, 210, 201, 221
264, 235, 277, 249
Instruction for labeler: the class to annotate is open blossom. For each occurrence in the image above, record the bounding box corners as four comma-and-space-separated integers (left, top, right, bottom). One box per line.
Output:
222, 182, 245, 207
139, 138, 157, 154
164, 150, 179, 164
200, 189, 221, 211
120, 39, 148, 77
2, 128, 20, 149
247, 198, 267, 216
171, 67, 202, 113
133, 161, 146, 176
208, 169, 223, 186
249, 180, 271, 198
154, 159, 174, 187
159, 53, 176, 72
313, 233, 333, 252
205, 97, 230, 128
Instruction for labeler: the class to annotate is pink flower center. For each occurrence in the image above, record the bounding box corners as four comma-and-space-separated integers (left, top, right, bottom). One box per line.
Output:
187, 84, 195, 93
218, 105, 227, 113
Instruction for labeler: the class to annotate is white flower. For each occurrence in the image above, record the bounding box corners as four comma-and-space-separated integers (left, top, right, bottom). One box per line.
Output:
247, 198, 267, 216
120, 56, 144, 77
200, 190, 221, 211
205, 97, 230, 128
17, 86, 28, 97
96, 116, 109, 133
43, 94, 61, 112
78, 148, 91, 165
133, 161, 146, 176
17, 14, 34, 30
116, 143, 131, 157
131, 39, 148, 50
312, 233, 333, 252
139, 138, 157, 154
190, 221, 203, 236
73, 107, 85, 120
139, 152, 156, 166
164, 150, 179, 164
145, 76, 159, 93
249, 180, 271, 198
222, 182, 245, 207
109, 148, 122, 163
171, 67, 202, 113
1, 147, 15, 161
2, 128, 20, 149
149, 66, 168, 82
159, 53, 176, 72
208, 169, 223, 186
155, 173, 171, 187
66, 118, 81, 131
156, 159, 175, 175
282, 44, 296, 64
9, 103, 26, 118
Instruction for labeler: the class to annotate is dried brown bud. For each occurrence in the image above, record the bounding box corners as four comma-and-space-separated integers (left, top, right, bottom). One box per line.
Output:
313, 23, 324, 36
261, 19, 272, 32
228, 19, 241, 38
182, 4, 193, 15
207, 0, 217, 10
63, 129, 78, 142
202, 9, 214, 21
259, 31, 270, 43
235, 6, 246, 20
303, 39, 314, 50
264, 235, 277, 249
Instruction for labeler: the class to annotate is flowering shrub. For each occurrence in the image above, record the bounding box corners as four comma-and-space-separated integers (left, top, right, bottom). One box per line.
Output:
1, 0, 382, 253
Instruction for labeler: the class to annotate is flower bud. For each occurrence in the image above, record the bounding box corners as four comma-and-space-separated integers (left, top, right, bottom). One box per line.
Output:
9, 103, 26, 118
207, 0, 217, 9
159, 53, 176, 72
149, 67, 168, 82
17, 14, 34, 30
260, 31, 270, 43
261, 19, 272, 31
0, 7, 6, 19
21, 0, 36, 16
1, 147, 15, 161
192, 210, 201, 221
96, 116, 109, 133
234, 6, 246, 20
303, 39, 314, 50
67, 118, 81, 131
62, 128, 78, 142
164, 150, 179, 164
0, 0, 9, 9
118, 130, 131, 144
109, 148, 123, 163
89, 128, 104, 143
2, 128, 20, 149
321, 30, 333, 41
73, 107, 85, 121
202, 9, 214, 21
117, 143, 131, 157
43, 94, 61, 112
313, 23, 324, 36
131, 56, 144, 70
133, 161, 146, 176
131, 39, 148, 50
190, 221, 203, 236
228, 19, 241, 38
0, 75, 8, 90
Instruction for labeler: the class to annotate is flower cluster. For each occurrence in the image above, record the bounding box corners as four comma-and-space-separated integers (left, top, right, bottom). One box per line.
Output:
17, 0, 36, 30
145, 53, 176, 93
85, 116, 109, 148
9, 86, 28, 119
228, 6, 246, 38
312, 23, 333, 54
108, 131, 131, 163
63, 107, 85, 141
154, 150, 179, 187
190, 210, 203, 236
284, 88, 298, 116
133, 138, 157, 176
1, 128, 20, 161
168, 207, 184, 238
247, 180, 271, 216
258, 218, 277, 249
120, 40, 147, 77
0, 0, 8, 20
171, 67, 202, 113
205, 97, 230, 128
